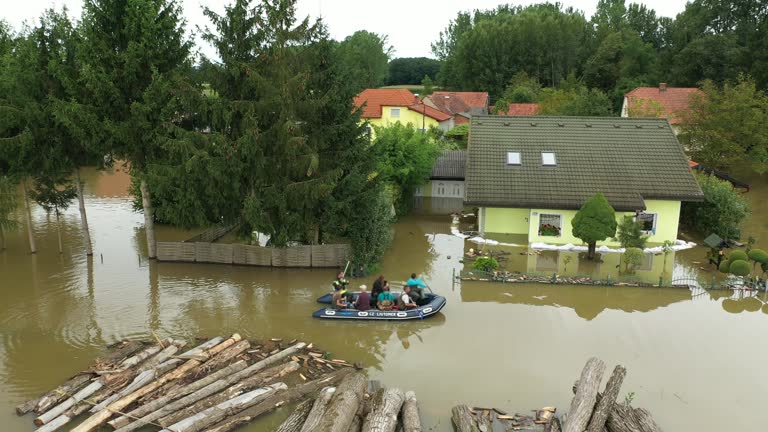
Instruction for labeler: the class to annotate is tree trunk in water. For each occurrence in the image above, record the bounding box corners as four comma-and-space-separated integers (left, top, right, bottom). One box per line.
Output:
606, 404, 662, 432
300, 387, 336, 432
75, 168, 93, 256
401, 391, 421, 432
588, 242, 596, 259
564, 357, 606, 432
451, 405, 479, 432
22, 178, 36, 254
140, 179, 156, 259
587, 365, 626, 432
1, 226, 5, 250
315, 372, 367, 432
275, 398, 314, 432
361, 387, 405, 432
55, 211, 63, 254
204, 368, 354, 432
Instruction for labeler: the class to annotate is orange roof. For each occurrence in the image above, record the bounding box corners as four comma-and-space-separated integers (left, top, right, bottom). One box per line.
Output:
625, 85, 704, 124
354, 89, 451, 122
496, 103, 540, 116
427, 92, 488, 115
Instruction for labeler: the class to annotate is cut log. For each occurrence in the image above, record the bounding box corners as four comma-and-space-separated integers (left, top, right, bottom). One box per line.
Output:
204, 368, 354, 432
186, 339, 250, 377
16, 374, 93, 416
71, 335, 239, 432
401, 391, 421, 432
34, 384, 114, 432
158, 361, 299, 427
91, 359, 181, 413
587, 365, 627, 432
112, 342, 305, 432
361, 387, 405, 432
109, 360, 248, 430
275, 398, 315, 432
451, 405, 479, 432
177, 336, 226, 360
300, 387, 336, 432
475, 409, 492, 432
159, 382, 287, 432
114, 340, 170, 372
34, 381, 102, 426
314, 372, 368, 432
100, 341, 146, 365
606, 404, 662, 432
563, 357, 606, 432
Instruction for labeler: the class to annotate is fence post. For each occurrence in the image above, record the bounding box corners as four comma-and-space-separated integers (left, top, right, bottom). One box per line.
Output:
552, 272, 557, 284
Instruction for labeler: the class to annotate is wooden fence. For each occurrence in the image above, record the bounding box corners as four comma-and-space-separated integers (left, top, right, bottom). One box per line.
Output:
183, 224, 239, 243
156, 241, 350, 268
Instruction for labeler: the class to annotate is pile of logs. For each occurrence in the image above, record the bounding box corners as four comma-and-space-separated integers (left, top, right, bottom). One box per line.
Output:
452, 357, 662, 432
14, 335, 366, 432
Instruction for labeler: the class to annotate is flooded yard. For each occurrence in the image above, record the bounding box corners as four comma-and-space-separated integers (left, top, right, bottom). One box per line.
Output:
1, 167, 767, 431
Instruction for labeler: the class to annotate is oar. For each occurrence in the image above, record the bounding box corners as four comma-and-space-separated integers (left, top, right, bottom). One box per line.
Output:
342, 260, 350, 277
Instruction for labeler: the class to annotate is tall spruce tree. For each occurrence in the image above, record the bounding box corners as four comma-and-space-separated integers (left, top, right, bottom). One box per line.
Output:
65, 0, 193, 258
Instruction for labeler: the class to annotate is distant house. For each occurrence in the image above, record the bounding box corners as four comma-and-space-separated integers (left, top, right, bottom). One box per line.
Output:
622, 83, 704, 134
415, 150, 466, 199
354, 89, 453, 134
465, 116, 703, 245
495, 103, 540, 116
423, 92, 489, 125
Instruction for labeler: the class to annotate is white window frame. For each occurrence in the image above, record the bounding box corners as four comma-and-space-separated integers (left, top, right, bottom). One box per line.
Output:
538, 213, 562, 237
636, 212, 657, 235
507, 151, 521, 165
542, 152, 556, 166
390, 107, 401, 118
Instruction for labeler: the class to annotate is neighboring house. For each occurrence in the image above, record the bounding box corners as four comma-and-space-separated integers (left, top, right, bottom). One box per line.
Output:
622, 83, 704, 134
423, 92, 489, 125
354, 89, 453, 133
495, 103, 540, 116
415, 150, 466, 199
465, 116, 704, 246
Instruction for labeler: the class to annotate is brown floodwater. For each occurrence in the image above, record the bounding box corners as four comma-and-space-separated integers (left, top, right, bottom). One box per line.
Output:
1, 167, 767, 432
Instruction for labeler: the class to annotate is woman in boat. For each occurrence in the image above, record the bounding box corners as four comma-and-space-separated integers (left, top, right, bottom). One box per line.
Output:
377, 282, 395, 311
354, 285, 371, 311
370, 275, 385, 307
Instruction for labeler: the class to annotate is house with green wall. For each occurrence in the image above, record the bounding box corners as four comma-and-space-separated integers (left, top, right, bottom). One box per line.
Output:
464, 116, 704, 246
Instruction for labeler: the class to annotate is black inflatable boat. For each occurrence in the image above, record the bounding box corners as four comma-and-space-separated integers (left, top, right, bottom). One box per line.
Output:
312, 292, 446, 321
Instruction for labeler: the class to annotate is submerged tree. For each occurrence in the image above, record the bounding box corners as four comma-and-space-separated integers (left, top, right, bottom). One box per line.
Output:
615, 215, 648, 249
572, 192, 618, 259
0, 176, 18, 250
31, 173, 77, 254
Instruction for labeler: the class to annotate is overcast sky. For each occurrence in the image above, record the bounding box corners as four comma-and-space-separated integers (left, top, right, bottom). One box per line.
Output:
4, 0, 690, 59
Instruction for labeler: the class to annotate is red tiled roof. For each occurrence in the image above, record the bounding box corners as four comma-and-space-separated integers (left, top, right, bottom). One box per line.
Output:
353, 89, 451, 122
496, 103, 540, 116
625, 86, 704, 124
427, 92, 489, 115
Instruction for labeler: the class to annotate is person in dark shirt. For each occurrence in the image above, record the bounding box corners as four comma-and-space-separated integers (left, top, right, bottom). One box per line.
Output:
354, 285, 371, 311
332, 271, 348, 292
370, 275, 385, 307
398, 286, 417, 310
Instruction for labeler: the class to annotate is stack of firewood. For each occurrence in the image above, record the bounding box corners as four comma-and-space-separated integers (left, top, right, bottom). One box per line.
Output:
452, 357, 662, 432
14, 335, 363, 432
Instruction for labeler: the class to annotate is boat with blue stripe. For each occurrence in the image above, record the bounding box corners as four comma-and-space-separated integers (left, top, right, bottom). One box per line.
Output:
312, 292, 446, 321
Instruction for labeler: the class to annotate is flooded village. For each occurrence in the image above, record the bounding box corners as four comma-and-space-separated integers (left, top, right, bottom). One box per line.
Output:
3, 0, 768, 431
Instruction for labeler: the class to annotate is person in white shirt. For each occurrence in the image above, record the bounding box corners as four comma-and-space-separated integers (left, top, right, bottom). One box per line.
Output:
398, 286, 417, 310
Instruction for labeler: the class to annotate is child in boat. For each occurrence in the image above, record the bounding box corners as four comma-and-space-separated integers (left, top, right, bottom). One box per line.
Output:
377, 282, 395, 310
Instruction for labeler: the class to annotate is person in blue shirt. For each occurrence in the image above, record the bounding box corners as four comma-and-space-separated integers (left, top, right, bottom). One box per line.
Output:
406, 273, 427, 303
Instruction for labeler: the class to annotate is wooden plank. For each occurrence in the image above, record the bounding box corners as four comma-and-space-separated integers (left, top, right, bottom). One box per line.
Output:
245, 245, 272, 266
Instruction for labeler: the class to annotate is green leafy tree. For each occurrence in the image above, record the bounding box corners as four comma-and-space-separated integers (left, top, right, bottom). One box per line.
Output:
420, 75, 435, 96
336, 30, 392, 90
681, 173, 749, 241
538, 79, 614, 116
748, 249, 768, 272
0, 176, 17, 250
729, 259, 751, 276
615, 215, 648, 249
472, 256, 500, 273
31, 172, 77, 254
622, 247, 644, 274
374, 123, 440, 215
387, 57, 441, 85
493, 72, 543, 112
680, 77, 768, 173
572, 192, 618, 259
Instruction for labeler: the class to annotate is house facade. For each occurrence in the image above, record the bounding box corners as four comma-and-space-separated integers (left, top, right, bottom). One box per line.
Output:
415, 150, 466, 199
465, 116, 703, 246
621, 83, 704, 135
423, 92, 489, 125
354, 89, 453, 133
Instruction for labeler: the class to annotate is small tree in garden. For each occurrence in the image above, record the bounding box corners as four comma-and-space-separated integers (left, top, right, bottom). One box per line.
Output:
748, 249, 768, 273
729, 259, 751, 277
680, 173, 749, 242
472, 256, 499, 273
622, 247, 644, 274
615, 215, 648, 249
572, 193, 617, 259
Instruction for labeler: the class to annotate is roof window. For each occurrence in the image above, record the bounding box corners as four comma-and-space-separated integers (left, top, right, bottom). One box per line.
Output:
507, 152, 521, 165
542, 152, 556, 166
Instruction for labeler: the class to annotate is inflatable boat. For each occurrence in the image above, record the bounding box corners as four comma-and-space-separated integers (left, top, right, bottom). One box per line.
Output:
312, 292, 446, 321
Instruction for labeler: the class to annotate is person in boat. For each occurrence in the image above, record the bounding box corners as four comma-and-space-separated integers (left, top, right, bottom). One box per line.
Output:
332, 271, 348, 292
398, 285, 418, 310
406, 273, 427, 303
370, 275, 385, 308
354, 285, 371, 311
377, 282, 395, 311
332, 287, 349, 309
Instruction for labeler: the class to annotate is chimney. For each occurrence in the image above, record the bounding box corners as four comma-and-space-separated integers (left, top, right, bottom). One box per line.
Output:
659, 83, 667, 92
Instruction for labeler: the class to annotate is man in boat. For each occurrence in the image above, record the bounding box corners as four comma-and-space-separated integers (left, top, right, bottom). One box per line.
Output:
332, 287, 350, 309
398, 286, 418, 310
406, 273, 428, 304
354, 285, 371, 311
377, 283, 395, 311
332, 271, 348, 292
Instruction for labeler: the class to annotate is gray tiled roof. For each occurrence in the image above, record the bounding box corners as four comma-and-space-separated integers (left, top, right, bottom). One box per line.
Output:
465, 115, 703, 211
431, 150, 466, 180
